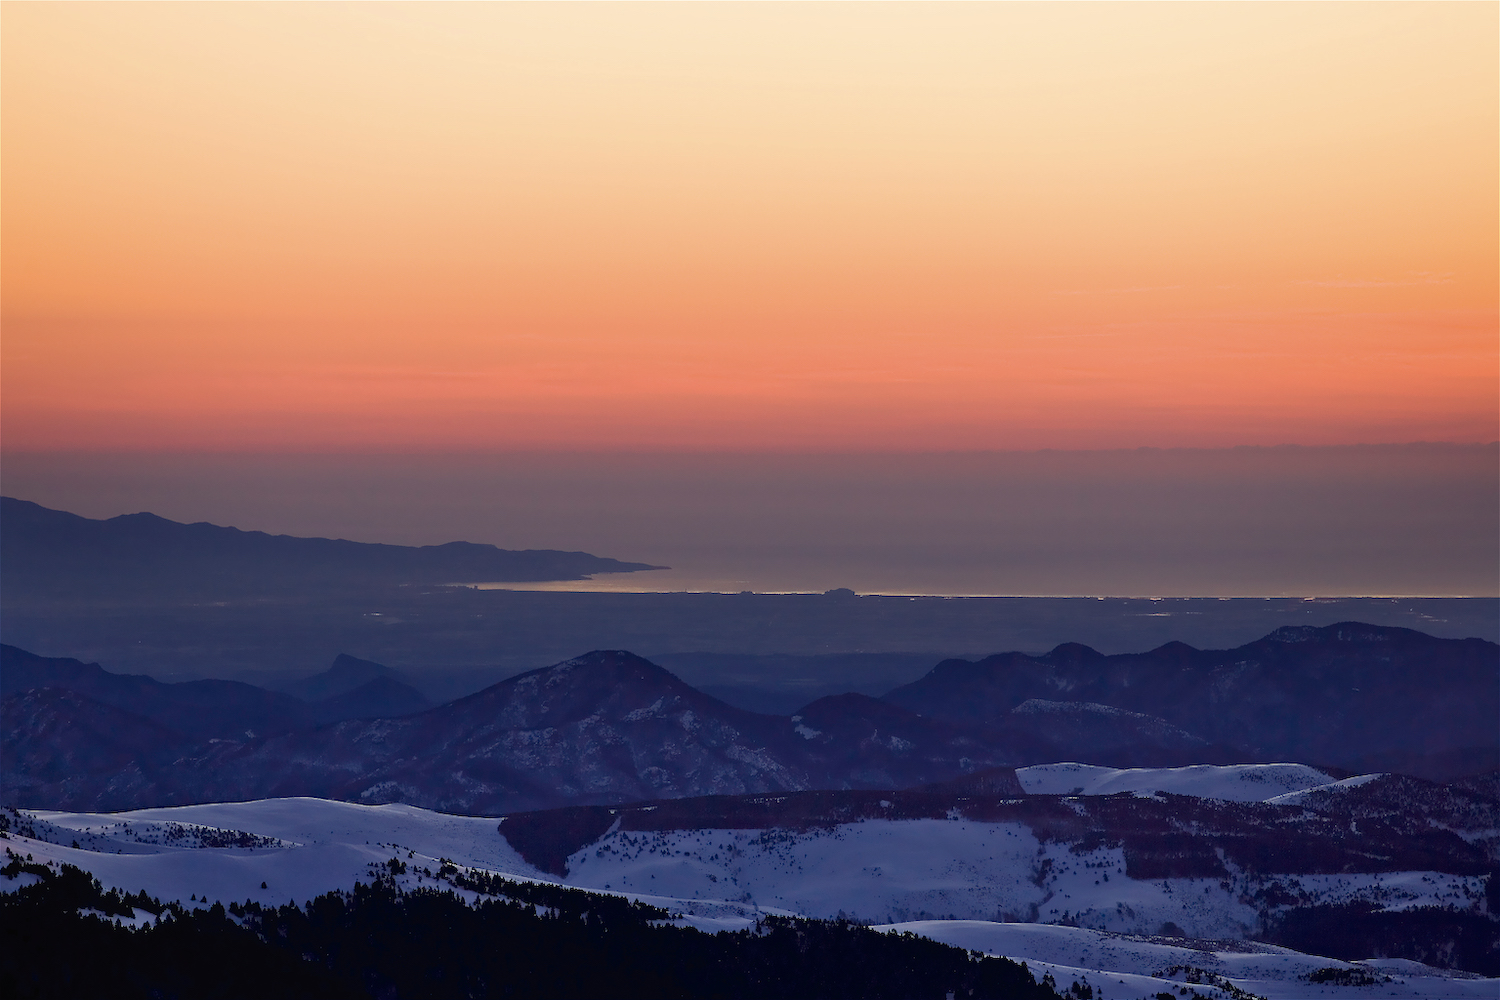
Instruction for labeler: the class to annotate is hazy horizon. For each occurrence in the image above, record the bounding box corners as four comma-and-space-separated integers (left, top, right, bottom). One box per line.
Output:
6, 442, 1495, 599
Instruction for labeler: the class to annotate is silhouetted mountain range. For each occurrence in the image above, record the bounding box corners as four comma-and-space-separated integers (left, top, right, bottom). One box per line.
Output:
2, 623, 1495, 813
2, 649, 1018, 813
886, 623, 1499, 780
1, 644, 431, 735
0, 496, 663, 600
1, 645, 316, 741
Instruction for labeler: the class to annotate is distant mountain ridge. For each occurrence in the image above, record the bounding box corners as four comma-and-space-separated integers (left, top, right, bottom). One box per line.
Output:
2, 623, 1495, 813
885, 622, 1499, 780
0, 644, 317, 741
2, 650, 1021, 813
0, 496, 664, 600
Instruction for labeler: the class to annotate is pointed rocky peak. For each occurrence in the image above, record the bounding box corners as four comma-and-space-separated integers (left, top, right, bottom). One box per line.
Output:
282, 653, 393, 702
327, 654, 391, 683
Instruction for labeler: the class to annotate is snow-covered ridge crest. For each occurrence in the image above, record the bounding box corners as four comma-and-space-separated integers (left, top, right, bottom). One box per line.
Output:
3, 806, 298, 853
1016, 763, 1340, 802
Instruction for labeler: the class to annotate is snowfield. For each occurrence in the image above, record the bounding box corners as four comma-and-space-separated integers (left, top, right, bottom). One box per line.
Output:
1015, 762, 1342, 801
9, 798, 533, 913
3, 771, 1495, 999
3, 798, 780, 928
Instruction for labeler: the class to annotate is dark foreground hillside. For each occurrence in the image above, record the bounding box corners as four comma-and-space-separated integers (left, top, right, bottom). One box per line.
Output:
0, 856, 1062, 1000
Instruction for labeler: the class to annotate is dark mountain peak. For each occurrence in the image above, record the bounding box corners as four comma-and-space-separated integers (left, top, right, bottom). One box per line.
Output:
109, 510, 177, 527
928, 656, 980, 676
560, 648, 664, 670
1145, 639, 1200, 658
544, 649, 692, 692
312, 675, 431, 724
447, 649, 732, 732
273, 654, 395, 703
1041, 642, 1105, 666
326, 653, 391, 684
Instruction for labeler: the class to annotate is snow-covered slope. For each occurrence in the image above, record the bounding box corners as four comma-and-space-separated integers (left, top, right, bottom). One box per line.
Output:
2, 799, 777, 930
10, 799, 1484, 937
1265, 773, 1387, 805
6, 799, 532, 912
4, 796, 1493, 998
557, 817, 1486, 936
1016, 762, 1340, 801
879, 921, 1500, 1000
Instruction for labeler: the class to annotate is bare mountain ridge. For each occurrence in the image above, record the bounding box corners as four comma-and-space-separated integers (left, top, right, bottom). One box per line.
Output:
2, 649, 1019, 813
0, 644, 430, 738
0, 496, 663, 600
886, 622, 1499, 779
1, 644, 317, 741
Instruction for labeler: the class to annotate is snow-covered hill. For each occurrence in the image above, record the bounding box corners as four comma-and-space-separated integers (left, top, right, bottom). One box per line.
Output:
4, 788, 1495, 998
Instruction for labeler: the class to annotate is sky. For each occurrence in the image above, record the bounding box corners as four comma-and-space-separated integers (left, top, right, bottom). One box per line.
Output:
3, 3, 1496, 452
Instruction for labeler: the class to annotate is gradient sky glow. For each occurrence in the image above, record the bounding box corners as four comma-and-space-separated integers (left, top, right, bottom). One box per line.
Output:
3, 3, 1496, 451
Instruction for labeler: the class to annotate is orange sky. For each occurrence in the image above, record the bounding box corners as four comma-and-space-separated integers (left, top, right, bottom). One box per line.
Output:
3, 3, 1495, 451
